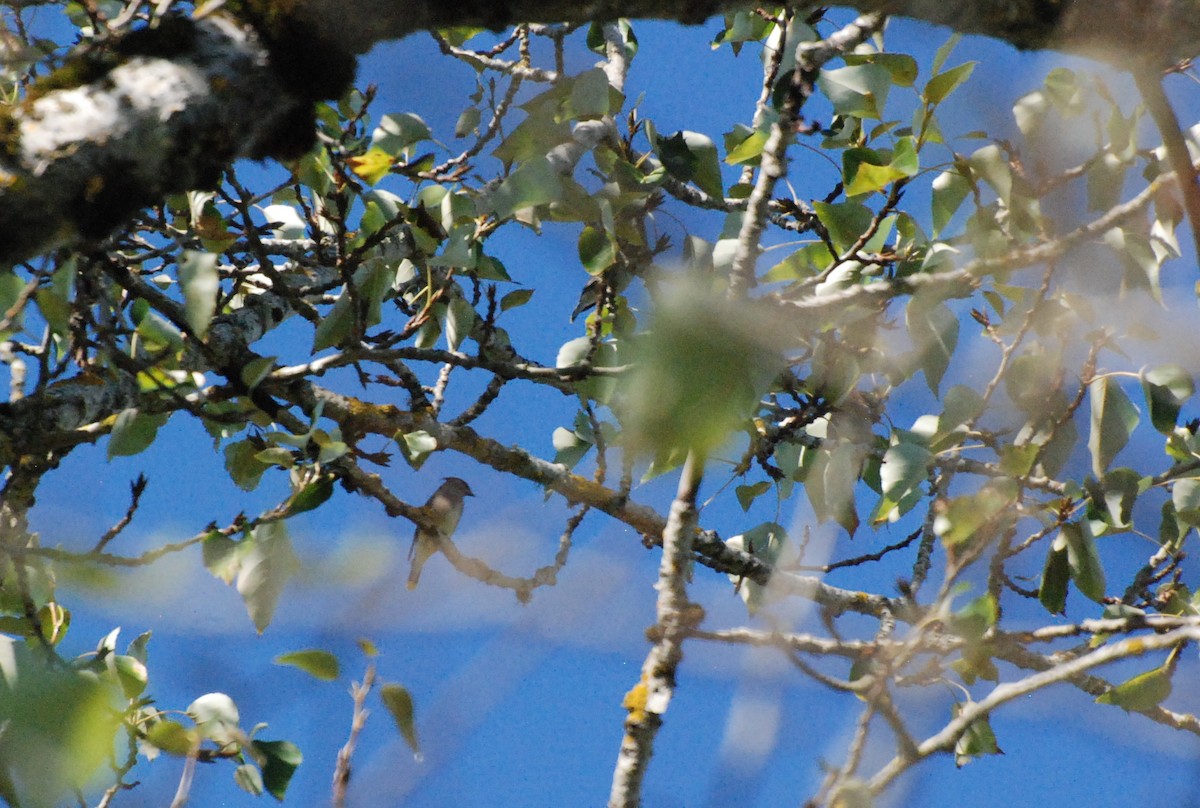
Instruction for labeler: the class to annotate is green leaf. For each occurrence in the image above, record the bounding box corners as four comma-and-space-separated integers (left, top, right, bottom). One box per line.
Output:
371, 112, 432, 156
251, 740, 303, 800
818, 64, 892, 119
313, 258, 393, 352
240, 355, 277, 390
380, 683, 421, 758
444, 296, 476, 351
397, 429, 438, 470
813, 201, 874, 254
934, 479, 1017, 546
500, 289, 534, 311
145, 720, 197, 756
923, 61, 976, 106
1096, 665, 1172, 711
844, 53, 918, 87
1039, 540, 1071, 615
711, 10, 773, 50
620, 282, 782, 454
108, 409, 170, 459
1105, 227, 1169, 305
488, 156, 564, 219
654, 130, 724, 199
906, 295, 958, 395
806, 441, 863, 536
1173, 477, 1200, 527
552, 426, 591, 469
178, 251, 220, 338
234, 763, 264, 796
968, 144, 1012, 203
285, 476, 334, 516
725, 523, 788, 614
202, 530, 242, 584
587, 19, 638, 58
931, 169, 970, 236
724, 127, 768, 165
842, 138, 919, 196
735, 480, 772, 512
1043, 67, 1085, 116
1091, 467, 1140, 530
950, 594, 997, 641
0, 270, 28, 336
236, 522, 300, 634
1141, 365, 1193, 434
224, 439, 270, 491
871, 441, 932, 523
1086, 153, 1127, 212
110, 654, 148, 699
564, 68, 619, 120
953, 703, 1002, 767
254, 446, 295, 468
1012, 90, 1049, 137
578, 225, 616, 274
1088, 377, 1139, 476
454, 106, 481, 138
1060, 521, 1106, 603
188, 692, 241, 746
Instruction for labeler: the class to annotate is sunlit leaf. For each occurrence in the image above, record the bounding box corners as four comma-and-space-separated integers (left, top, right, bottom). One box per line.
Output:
178, 250, 219, 337
923, 61, 976, 105
1096, 665, 1172, 711
871, 440, 932, 523
108, 409, 170, 459
236, 522, 300, 634
819, 63, 892, 119
934, 479, 1017, 547
188, 692, 241, 746
371, 112, 432, 156
1141, 365, 1193, 434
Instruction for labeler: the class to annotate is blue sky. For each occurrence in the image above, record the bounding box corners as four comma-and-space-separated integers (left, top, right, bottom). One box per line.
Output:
14, 6, 1200, 807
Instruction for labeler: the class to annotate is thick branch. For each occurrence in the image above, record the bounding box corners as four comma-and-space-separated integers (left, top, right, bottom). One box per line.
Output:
0, 16, 310, 266
301, 0, 1200, 64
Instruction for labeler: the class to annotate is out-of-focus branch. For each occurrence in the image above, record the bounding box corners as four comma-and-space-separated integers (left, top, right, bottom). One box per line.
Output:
1133, 65, 1200, 265
867, 626, 1200, 795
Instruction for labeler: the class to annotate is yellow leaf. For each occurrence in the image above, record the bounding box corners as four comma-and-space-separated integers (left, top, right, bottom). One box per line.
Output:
348, 148, 394, 185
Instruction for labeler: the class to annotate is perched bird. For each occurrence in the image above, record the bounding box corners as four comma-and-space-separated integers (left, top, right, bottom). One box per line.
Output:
407, 477, 474, 590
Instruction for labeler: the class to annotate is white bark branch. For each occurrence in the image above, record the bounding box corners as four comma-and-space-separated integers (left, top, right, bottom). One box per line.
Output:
608, 450, 704, 808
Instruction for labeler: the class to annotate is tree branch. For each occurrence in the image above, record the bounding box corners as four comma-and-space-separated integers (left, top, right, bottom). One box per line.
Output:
608, 450, 704, 808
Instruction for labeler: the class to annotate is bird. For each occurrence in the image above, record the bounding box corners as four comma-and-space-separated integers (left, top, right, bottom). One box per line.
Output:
407, 477, 474, 590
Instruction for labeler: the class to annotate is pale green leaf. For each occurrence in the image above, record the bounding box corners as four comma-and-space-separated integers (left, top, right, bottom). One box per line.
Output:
274, 649, 339, 681
1088, 377, 1139, 476
1060, 521, 1106, 603
236, 522, 300, 634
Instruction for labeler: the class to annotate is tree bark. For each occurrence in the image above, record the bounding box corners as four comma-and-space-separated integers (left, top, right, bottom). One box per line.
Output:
296, 0, 1200, 64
